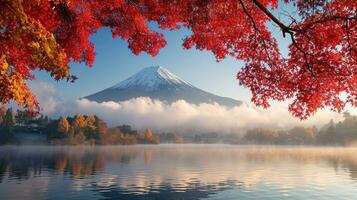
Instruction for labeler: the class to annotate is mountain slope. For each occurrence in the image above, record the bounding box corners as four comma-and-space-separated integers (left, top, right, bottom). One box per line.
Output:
84, 66, 242, 107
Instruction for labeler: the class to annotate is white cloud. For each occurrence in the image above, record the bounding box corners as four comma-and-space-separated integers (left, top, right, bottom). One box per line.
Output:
29, 81, 58, 114
30, 81, 344, 134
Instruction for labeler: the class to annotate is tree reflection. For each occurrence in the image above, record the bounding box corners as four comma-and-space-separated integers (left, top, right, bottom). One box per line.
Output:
93, 180, 242, 200
0, 146, 139, 180
1, 146, 357, 199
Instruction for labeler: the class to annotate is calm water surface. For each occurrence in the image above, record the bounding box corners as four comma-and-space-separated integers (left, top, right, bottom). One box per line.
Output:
0, 144, 357, 200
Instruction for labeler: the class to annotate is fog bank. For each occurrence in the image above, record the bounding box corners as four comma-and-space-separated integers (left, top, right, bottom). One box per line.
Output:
30, 81, 343, 134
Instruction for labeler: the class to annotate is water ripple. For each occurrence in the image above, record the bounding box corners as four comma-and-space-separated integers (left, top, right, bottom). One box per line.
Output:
0, 145, 357, 199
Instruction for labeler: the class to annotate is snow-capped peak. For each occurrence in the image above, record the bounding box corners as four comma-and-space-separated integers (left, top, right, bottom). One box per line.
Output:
86, 65, 242, 107
111, 66, 194, 90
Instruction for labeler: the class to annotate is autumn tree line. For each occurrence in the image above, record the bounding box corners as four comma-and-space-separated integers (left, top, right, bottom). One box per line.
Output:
4, 104, 357, 146
243, 112, 357, 146
45, 114, 160, 145
0, 106, 160, 145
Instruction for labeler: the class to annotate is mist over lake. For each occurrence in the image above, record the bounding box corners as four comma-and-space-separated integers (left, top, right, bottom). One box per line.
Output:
0, 145, 357, 200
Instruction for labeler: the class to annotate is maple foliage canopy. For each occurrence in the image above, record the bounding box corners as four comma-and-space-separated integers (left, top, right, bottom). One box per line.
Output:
0, 0, 356, 118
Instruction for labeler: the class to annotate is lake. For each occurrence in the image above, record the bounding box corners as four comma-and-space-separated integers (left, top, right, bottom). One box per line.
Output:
0, 145, 357, 200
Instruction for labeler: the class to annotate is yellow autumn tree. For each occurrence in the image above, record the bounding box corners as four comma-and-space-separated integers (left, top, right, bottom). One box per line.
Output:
85, 115, 97, 133
72, 113, 86, 133
58, 117, 70, 135
143, 128, 160, 144
0, 0, 71, 111
145, 128, 154, 139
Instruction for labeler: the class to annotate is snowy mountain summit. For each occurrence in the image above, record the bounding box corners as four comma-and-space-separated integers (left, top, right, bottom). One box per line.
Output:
111, 66, 193, 90
85, 66, 242, 107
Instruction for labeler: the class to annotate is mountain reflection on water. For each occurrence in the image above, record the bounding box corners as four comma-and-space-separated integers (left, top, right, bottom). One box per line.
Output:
0, 145, 357, 200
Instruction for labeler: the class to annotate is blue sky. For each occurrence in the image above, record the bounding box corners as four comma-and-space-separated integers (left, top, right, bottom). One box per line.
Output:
34, 28, 246, 101
34, 26, 292, 103
33, 2, 296, 103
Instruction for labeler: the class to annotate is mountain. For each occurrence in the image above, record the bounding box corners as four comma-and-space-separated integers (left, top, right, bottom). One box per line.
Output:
84, 66, 242, 107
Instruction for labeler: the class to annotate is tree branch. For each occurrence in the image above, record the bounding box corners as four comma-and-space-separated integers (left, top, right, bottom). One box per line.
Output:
238, 0, 274, 68
251, 0, 318, 75
344, 19, 355, 61
252, 0, 300, 37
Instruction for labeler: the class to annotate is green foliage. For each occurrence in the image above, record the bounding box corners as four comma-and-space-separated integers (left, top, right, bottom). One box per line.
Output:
4, 108, 15, 131
243, 126, 317, 145
117, 124, 137, 135
0, 108, 15, 143
14, 110, 50, 133
243, 113, 357, 146
37, 115, 50, 129
317, 112, 357, 145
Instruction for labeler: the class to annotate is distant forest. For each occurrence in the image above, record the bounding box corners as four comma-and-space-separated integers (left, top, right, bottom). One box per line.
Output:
242, 112, 357, 146
1, 104, 357, 146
